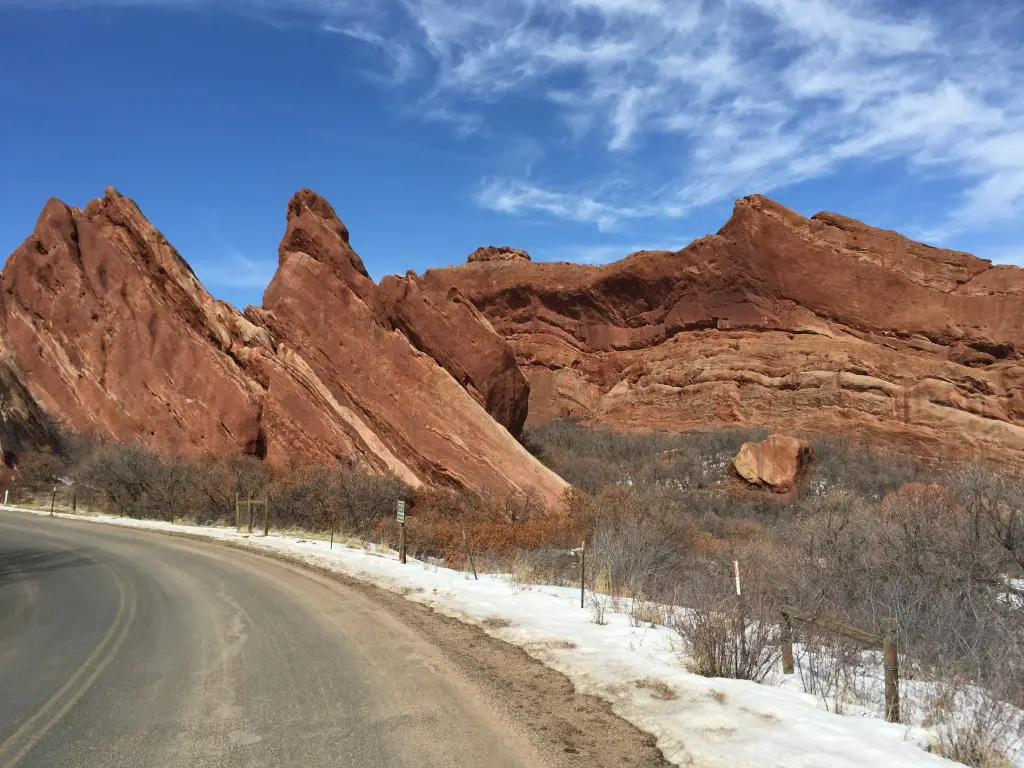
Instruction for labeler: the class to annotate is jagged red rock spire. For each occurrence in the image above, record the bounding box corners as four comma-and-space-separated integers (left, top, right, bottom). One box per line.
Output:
0, 188, 567, 508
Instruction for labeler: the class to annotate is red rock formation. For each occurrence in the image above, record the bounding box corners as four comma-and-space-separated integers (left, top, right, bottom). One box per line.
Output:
0, 188, 567, 508
467, 246, 530, 263
733, 435, 813, 494
379, 273, 529, 436
255, 190, 562, 501
0, 190, 267, 457
5, 185, 1022, 494
420, 195, 1024, 463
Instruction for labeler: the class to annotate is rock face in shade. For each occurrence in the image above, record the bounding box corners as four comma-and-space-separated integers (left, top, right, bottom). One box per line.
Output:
0, 188, 567, 508
0, 349, 62, 464
418, 195, 1024, 463
379, 273, 530, 437
733, 435, 813, 494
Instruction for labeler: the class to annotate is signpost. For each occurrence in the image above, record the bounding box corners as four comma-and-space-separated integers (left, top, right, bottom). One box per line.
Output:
397, 500, 407, 564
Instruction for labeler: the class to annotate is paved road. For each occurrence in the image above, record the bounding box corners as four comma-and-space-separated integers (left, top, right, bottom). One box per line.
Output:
0, 512, 556, 768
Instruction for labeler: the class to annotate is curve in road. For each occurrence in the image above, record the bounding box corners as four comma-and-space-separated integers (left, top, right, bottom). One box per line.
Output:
0, 512, 602, 768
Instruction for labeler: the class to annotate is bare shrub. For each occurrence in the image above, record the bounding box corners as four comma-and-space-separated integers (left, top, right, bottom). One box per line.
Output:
590, 592, 610, 625
404, 485, 579, 568
793, 627, 874, 715
628, 597, 664, 628
77, 441, 165, 518
583, 484, 708, 604
670, 604, 780, 682
524, 418, 766, 494
926, 680, 1022, 768
514, 546, 580, 588
951, 462, 1024, 575
7, 446, 69, 495
669, 553, 784, 683
333, 467, 408, 537
809, 436, 927, 500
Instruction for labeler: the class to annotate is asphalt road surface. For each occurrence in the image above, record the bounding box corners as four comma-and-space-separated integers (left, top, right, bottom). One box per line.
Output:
0, 512, 667, 768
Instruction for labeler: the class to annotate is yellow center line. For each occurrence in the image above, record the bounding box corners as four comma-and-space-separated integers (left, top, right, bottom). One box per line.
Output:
0, 560, 138, 768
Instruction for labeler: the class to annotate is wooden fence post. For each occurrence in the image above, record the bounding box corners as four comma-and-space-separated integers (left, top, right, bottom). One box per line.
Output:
72, 490, 77, 513
781, 597, 897, 718
580, 541, 586, 609
262, 495, 270, 537
778, 587, 795, 675
247, 492, 254, 534
50, 486, 56, 516
234, 492, 240, 532
882, 618, 900, 723
462, 529, 478, 580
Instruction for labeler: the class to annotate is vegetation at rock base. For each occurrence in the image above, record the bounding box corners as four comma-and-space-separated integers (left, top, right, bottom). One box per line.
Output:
5, 419, 1023, 767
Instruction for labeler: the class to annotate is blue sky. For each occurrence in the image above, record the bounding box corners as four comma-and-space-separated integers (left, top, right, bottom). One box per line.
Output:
1, 0, 1022, 309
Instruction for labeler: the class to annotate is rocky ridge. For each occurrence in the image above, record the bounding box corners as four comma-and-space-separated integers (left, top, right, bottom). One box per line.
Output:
467, 246, 531, 263
4, 187, 1022, 497
416, 195, 1024, 463
0, 188, 566, 507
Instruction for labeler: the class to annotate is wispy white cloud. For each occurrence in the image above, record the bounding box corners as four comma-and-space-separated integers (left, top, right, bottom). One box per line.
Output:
475, 178, 672, 232
374, 0, 1021, 237
194, 249, 277, 290
321, 21, 418, 84
542, 239, 690, 265
419, 105, 484, 137
10, 0, 1024, 239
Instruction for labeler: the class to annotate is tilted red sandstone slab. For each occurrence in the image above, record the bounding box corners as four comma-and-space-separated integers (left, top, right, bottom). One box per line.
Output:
379, 273, 529, 436
0, 190, 266, 456
256, 190, 564, 505
0, 188, 566, 507
420, 196, 1024, 462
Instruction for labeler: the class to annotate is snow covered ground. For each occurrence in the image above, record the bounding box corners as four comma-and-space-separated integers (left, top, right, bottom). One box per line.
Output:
1, 504, 999, 768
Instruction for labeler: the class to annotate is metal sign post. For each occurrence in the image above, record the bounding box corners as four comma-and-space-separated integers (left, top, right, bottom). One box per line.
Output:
397, 500, 407, 564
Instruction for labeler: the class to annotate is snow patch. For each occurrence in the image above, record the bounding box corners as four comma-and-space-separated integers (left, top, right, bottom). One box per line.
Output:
2, 505, 971, 767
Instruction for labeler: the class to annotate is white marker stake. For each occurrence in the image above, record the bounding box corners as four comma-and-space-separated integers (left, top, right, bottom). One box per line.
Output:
734, 559, 742, 596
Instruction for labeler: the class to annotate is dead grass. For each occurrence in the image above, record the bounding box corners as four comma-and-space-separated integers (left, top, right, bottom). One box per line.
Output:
739, 706, 779, 723
635, 678, 679, 701
525, 639, 578, 651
